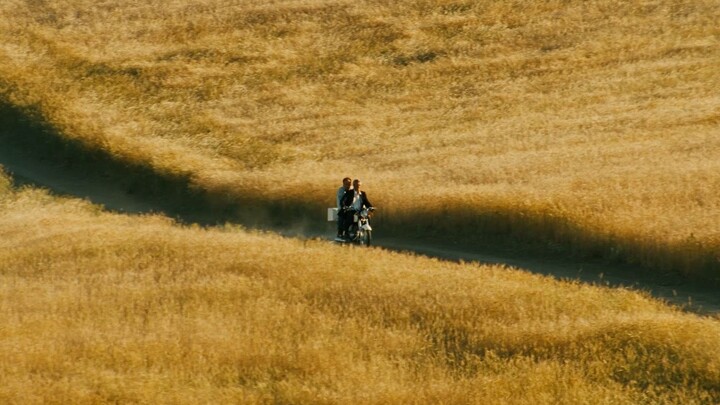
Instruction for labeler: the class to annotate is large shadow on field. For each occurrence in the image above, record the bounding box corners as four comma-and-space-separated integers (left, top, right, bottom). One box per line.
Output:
1, 99, 719, 315
0, 100, 324, 234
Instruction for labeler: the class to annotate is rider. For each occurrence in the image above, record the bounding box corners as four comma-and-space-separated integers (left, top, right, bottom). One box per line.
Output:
340, 179, 373, 238
335, 177, 352, 241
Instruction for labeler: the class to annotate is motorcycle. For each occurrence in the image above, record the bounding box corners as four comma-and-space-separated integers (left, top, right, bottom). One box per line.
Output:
330, 207, 376, 246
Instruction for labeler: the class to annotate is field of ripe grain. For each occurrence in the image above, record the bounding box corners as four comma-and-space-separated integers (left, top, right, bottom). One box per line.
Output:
1, 171, 719, 404
0, 1, 718, 277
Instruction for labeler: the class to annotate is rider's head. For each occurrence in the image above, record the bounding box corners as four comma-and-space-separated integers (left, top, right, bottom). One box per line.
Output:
342, 177, 352, 190
353, 179, 362, 191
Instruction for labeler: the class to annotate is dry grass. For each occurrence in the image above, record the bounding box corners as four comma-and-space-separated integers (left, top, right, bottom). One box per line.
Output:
1, 172, 719, 404
1, 0, 719, 277
2, 3, 720, 401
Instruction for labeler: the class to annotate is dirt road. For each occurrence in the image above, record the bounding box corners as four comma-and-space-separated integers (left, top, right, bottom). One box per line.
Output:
1, 125, 718, 317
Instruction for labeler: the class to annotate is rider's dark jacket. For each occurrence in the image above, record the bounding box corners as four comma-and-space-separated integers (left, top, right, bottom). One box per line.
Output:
341, 189, 373, 211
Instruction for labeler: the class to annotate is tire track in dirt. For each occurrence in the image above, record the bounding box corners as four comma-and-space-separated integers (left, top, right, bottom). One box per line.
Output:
1, 101, 718, 316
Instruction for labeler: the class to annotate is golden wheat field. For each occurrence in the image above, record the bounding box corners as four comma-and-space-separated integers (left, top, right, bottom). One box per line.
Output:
0, 0, 719, 277
1, 171, 719, 404
2, 1, 720, 403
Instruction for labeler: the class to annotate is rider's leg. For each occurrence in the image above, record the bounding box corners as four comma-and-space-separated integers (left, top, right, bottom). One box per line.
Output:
344, 210, 357, 238
336, 212, 344, 238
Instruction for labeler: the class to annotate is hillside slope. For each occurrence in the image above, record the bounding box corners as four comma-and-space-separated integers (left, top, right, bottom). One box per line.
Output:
1, 173, 719, 403
1, 0, 718, 278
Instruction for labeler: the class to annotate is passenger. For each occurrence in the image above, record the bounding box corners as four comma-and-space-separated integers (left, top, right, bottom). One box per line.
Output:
335, 177, 352, 241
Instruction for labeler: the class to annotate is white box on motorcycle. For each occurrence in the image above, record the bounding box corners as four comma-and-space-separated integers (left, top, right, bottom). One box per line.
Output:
327, 208, 338, 222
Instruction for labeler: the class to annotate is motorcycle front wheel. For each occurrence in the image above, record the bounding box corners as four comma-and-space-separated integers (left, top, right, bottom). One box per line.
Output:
363, 230, 372, 246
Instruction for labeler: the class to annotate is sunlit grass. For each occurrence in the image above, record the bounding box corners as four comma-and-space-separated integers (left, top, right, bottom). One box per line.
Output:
1, 2, 719, 402
1, 0, 719, 277
2, 0, 719, 279
1, 173, 719, 403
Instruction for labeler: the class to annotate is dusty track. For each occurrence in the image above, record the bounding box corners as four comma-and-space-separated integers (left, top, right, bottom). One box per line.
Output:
1, 103, 718, 316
